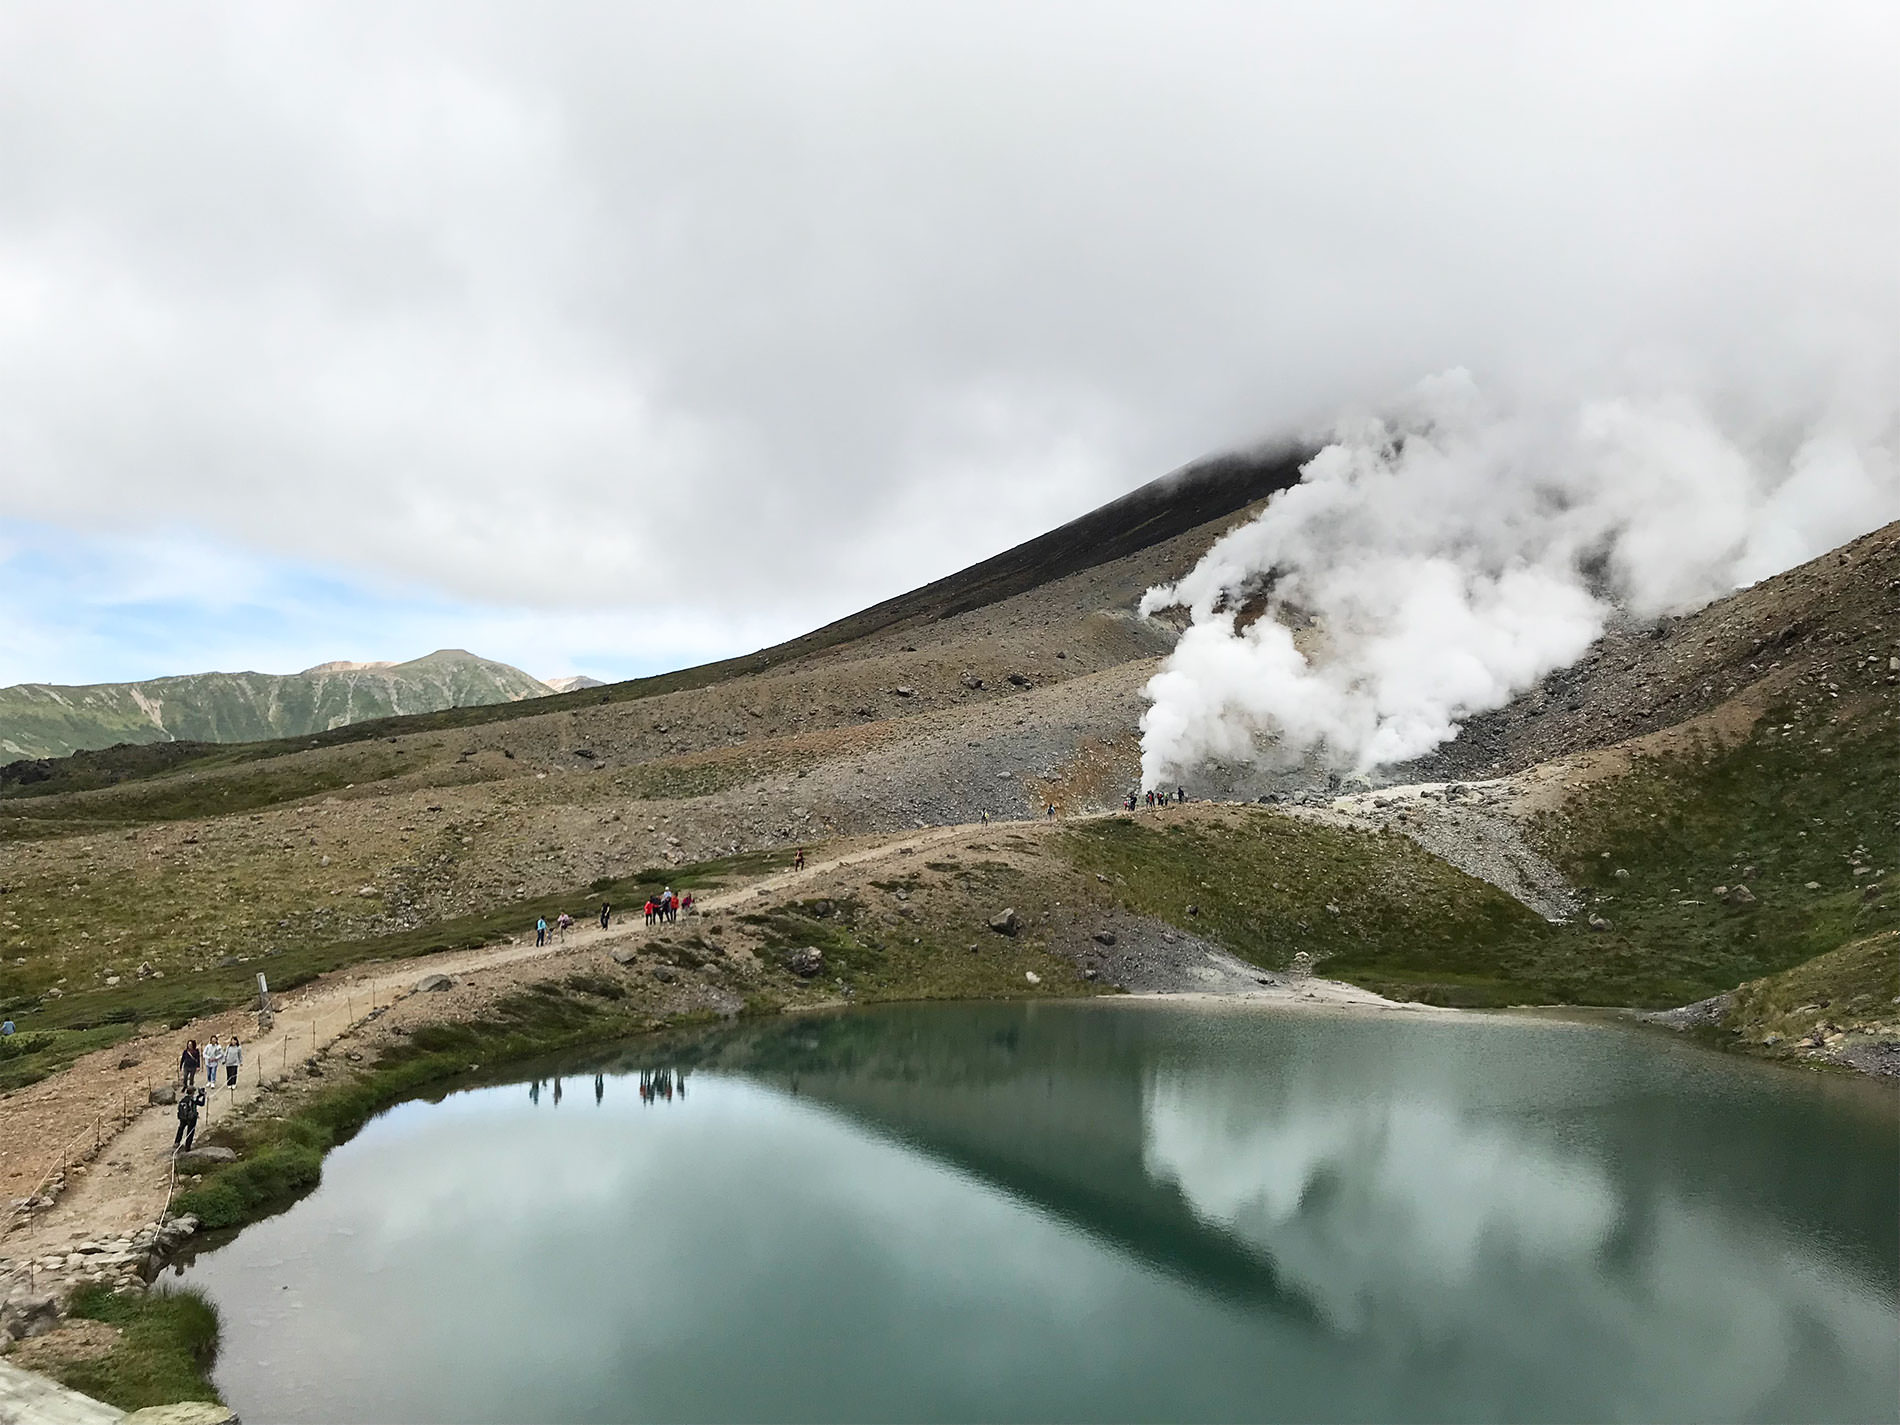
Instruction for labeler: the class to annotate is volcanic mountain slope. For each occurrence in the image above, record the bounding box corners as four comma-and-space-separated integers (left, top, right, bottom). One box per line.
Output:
0, 650, 553, 761
0, 451, 1303, 1015
0, 442, 1891, 1082
1399, 521, 1900, 781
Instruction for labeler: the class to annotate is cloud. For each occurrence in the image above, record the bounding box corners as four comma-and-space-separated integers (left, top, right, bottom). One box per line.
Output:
1, 2, 1896, 678
0, 519, 793, 686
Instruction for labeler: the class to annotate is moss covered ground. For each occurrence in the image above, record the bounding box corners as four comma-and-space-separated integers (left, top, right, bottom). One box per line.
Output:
53, 1284, 222, 1411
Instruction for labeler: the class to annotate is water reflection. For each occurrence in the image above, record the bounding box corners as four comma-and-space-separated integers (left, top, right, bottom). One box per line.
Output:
180, 1002, 1899, 1424
1140, 1050, 1896, 1421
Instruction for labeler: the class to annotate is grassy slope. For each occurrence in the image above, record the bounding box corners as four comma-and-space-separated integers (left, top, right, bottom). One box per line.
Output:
1528, 703, 1897, 1005
1722, 931, 1899, 1049
1060, 810, 1559, 1005
1054, 697, 1896, 1012
0, 850, 788, 1090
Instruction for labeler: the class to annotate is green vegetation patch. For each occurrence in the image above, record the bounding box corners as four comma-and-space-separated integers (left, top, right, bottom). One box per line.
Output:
1529, 709, 1897, 1005
0, 743, 416, 841
1723, 931, 1899, 1051
55, 1284, 222, 1412
1062, 810, 1555, 1005
0, 1022, 139, 1094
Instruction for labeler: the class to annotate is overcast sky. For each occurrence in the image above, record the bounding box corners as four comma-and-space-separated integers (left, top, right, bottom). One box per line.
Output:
2, 1, 1895, 686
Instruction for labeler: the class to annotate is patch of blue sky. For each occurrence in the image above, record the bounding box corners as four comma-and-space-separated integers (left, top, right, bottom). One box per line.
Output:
0, 519, 759, 689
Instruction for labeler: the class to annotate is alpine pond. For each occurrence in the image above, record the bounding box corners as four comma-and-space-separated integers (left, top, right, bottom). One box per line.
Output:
174, 1002, 1900, 1423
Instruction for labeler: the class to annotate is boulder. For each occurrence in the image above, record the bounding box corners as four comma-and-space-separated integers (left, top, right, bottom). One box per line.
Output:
988, 909, 1020, 936
0, 1291, 59, 1341
959, 673, 984, 690
1588, 914, 1613, 931
415, 974, 455, 993
609, 947, 638, 966
1091, 930, 1117, 946
179, 1146, 238, 1166
1024, 971, 1041, 985
148, 1085, 178, 1106
653, 966, 679, 984
787, 947, 825, 978
1724, 884, 1758, 906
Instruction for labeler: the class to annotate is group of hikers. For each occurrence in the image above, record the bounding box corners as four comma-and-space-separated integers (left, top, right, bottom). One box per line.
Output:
173, 1035, 242, 1153
531, 889, 694, 943
643, 889, 692, 924
1127, 787, 1189, 810
178, 1035, 242, 1091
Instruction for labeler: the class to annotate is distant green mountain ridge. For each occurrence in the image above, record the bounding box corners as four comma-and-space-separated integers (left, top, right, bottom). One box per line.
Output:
0, 650, 553, 760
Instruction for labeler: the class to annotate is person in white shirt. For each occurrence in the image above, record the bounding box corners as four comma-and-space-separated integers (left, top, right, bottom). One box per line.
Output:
203, 1038, 224, 1088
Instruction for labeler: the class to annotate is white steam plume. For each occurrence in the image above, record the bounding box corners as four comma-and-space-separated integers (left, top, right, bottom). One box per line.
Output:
1138, 370, 1898, 787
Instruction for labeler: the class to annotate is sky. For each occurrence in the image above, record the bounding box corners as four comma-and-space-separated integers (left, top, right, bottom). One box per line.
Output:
2, 1, 1896, 687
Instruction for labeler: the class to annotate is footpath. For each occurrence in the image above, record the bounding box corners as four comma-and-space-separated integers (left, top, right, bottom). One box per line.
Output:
3, 823, 975, 1267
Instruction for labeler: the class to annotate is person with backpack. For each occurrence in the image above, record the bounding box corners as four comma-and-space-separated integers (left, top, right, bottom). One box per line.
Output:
203, 1037, 224, 1088
174, 1086, 202, 1153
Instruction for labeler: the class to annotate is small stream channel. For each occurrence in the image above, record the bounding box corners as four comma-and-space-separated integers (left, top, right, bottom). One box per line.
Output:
174, 1002, 1898, 1423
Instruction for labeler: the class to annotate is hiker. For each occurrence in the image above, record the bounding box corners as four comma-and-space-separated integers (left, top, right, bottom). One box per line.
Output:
661, 889, 675, 923
224, 1036, 242, 1089
179, 1039, 202, 1090
681, 891, 694, 916
557, 912, 574, 939
643, 898, 656, 926
174, 1087, 201, 1153
793, 847, 806, 871
536, 917, 548, 947
599, 902, 611, 930
203, 1037, 224, 1088
1046, 802, 1056, 819
1176, 786, 1186, 803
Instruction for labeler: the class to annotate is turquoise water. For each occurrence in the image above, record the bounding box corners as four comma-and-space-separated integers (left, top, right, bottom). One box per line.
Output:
176, 1002, 1899, 1423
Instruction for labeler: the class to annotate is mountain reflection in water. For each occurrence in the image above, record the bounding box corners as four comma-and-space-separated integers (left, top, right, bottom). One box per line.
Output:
179, 1001, 1899, 1425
